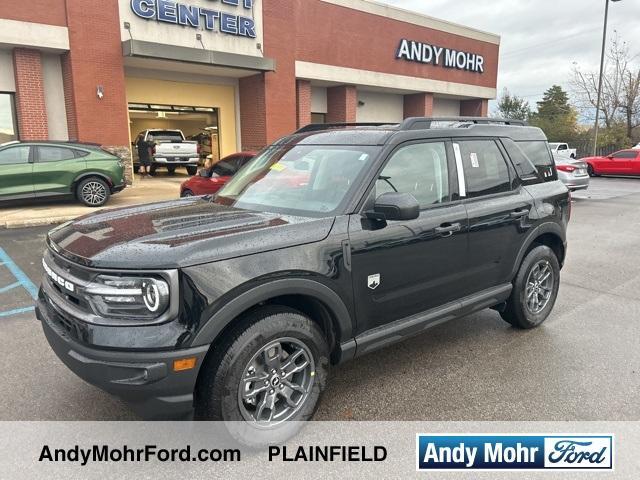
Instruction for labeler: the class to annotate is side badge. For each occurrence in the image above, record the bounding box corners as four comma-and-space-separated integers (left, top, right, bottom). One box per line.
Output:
367, 274, 381, 290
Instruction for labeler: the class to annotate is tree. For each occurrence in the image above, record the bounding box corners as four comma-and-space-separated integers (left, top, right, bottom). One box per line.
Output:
529, 85, 579, 142
572, 34, 640, 143
494, 88, 530, 120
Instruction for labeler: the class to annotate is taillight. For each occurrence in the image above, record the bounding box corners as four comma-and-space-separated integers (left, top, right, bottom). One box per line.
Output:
556, 164, 576, 172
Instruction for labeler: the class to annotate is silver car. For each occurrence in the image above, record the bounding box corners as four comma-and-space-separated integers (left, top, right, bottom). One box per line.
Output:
554, 155, 590, 191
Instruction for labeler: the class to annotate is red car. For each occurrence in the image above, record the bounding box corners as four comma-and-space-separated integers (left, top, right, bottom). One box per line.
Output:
583, 149, 640, 177
180, 152, 256, 197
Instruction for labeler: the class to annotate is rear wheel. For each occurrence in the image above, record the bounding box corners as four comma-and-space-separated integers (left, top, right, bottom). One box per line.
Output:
149, 164, 157, 175
133, 165, 140, 174
186, 165, 198, 176
501, 245, 560, 329
195, 307, 329, 445
167, 166, 176, 175
77, 177, 110, 207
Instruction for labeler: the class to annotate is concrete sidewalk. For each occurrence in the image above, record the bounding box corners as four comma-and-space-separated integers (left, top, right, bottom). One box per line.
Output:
0, 174, 186, 229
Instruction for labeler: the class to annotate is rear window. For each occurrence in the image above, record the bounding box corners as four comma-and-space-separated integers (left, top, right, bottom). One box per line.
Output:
147, 131, 183, 142
516, 141, 557, 181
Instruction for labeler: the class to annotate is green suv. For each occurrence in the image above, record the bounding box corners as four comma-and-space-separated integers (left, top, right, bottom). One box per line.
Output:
0, 141, 126, 207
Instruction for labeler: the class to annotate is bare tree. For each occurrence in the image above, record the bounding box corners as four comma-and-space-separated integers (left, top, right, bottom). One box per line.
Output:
571, 34, 640, 142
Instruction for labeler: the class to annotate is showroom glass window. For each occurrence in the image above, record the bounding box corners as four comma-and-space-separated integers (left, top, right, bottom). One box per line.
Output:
0, 93, 19, 143
457, 140, 511, 198
376, 142, 450, 208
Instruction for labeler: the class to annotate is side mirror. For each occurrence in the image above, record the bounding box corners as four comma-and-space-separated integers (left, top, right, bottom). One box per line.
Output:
371, 192, 419, 222
198, 169, 209, 177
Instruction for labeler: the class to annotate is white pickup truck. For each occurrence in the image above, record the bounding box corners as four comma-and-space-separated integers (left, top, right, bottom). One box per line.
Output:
134, 129, 200, 175
549, 143, 577, 159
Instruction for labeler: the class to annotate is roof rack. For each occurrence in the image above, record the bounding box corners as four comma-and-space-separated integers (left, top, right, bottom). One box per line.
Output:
295, 117, 527, 135
401, 117, 527, 130
295, 122, 399, 134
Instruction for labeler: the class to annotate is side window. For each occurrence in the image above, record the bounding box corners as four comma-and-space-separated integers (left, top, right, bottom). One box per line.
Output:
37, 146, 76, 162
516, 141, 557, 181
557, 144, 567, 151
501, 138, 539, 182
376, 142, 449, 208
0, 146, 30, 165
612, 151, 637, 159
457, 140, 511, 198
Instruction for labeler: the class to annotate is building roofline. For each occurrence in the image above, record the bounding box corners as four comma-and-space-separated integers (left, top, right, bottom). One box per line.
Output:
320, 0, 501, 45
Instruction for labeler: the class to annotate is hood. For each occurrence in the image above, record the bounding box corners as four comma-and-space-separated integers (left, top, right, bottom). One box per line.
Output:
47, 197, 335, 269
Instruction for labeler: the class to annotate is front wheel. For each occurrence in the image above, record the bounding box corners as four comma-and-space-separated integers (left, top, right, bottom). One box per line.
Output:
76, 177, 110, 207
501, 245, 560, 329
587, 164, 596, 177
195, 307, 329, 445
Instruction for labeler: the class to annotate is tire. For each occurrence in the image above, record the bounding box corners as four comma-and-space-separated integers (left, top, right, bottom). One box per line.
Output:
76, 177, 110, 207
149, 164, 157, 175
181, 189, 194, 198
570, 153, 576, 159
186, 165, 198, 176
167, 166, 176, 175
195, 306, 329, 446
587, 164, 594, 177
133, 165, 140, 174
500, 245, 560, 329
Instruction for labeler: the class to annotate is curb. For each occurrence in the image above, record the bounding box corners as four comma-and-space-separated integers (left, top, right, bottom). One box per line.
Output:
3, 215, 77, 229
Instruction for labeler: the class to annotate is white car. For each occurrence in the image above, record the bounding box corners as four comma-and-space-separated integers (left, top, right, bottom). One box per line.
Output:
632, 143, 640, 150
549, 142, 577, 158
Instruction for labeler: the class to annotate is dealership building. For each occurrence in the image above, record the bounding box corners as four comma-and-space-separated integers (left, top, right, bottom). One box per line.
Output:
0, 0, 499, 178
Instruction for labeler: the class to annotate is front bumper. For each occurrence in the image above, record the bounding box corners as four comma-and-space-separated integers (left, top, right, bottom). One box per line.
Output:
36, 295, 209, 419
153, 157, 199, 165
111, 183, 126, 194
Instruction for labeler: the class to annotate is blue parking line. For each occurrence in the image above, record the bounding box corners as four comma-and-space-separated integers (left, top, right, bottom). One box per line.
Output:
0, 306, 35, 318
0, 247, 38, 300
0, 281, 21, 294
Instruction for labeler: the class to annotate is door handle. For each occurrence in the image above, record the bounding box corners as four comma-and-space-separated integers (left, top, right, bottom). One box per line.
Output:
435, 223, 461, 237
510, 209, 529, 219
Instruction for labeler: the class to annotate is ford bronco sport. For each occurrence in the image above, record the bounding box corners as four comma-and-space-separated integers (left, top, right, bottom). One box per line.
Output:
37, 118, 569, 428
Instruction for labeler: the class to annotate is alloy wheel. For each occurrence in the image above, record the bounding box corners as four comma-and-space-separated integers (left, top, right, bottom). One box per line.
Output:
238, 337, 315, 426
81, 181, 107, 206
525, 260, 554, 314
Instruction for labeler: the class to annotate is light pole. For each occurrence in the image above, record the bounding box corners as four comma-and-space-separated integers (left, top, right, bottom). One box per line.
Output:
593, 0, 622, 156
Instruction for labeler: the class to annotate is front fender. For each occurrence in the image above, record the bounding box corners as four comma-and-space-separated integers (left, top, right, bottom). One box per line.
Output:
191, 278, 353, 348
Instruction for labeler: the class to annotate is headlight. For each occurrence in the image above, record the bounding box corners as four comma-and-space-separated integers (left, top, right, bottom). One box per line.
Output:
85, 275, 170, 319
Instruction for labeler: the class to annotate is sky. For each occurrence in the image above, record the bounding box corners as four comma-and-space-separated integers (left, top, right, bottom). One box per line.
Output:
379, 0, 640, 117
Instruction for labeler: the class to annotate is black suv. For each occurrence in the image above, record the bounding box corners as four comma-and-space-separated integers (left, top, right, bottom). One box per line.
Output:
37, 118, 569, 427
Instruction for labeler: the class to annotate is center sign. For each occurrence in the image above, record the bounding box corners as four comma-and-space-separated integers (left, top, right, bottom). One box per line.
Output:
396, 38, 484, 73
130, 0, 257, 38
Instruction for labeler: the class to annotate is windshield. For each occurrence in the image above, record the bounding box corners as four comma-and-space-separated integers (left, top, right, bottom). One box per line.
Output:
215, 144, 378, 216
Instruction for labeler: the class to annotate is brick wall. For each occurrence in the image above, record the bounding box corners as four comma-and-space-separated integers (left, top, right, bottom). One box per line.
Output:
326, 85, 357, 123
239, 74, 267, 151
403, 93, 434, 118
296, 79, 311, 128
0, 0, 67, 26
13, 48, 48, 140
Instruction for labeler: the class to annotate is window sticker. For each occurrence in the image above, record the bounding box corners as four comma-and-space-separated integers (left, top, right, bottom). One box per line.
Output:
270, 163, 286, 172
470, 152, 480, 168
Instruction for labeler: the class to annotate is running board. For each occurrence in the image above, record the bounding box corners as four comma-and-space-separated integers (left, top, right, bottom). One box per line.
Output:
352, 284, 512, 358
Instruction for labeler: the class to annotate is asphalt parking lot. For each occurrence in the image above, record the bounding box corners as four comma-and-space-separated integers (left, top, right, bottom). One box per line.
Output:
0, 177, 639, 421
